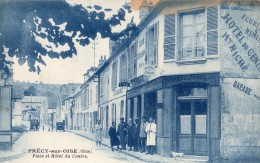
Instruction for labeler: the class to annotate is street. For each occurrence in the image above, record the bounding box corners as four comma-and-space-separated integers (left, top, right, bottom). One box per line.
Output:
8, 131, 144, 163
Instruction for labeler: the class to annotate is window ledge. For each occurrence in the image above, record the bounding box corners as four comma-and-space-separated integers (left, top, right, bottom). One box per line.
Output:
175, 58, 206, 65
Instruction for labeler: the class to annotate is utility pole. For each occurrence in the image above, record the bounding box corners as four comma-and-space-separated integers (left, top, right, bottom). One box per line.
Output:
92, 38, 98, 71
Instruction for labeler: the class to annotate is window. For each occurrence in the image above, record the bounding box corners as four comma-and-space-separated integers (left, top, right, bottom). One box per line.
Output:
112, 60, 118, 89
120, 100, 124, 118
96, 85, 98, 103
146, 22, 159, 65
180, 10, 206, 59
100, 76, 103, 97
86, 87, 89, 108
119, 54, 127, 82
90, 89, 92, 105
128, 42, 137, 80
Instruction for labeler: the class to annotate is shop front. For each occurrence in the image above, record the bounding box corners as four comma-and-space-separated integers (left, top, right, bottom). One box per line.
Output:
126, 72, 221, 160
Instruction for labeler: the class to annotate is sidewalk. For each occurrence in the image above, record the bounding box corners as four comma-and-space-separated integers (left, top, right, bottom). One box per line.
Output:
0, 132, 26, 162
69, 130, 209, 163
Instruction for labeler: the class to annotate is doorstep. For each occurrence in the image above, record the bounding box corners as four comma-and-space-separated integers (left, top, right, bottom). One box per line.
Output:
175, 155, 209, 162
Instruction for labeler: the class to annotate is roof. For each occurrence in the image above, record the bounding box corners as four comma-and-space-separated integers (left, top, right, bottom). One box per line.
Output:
83, 67, 98, 76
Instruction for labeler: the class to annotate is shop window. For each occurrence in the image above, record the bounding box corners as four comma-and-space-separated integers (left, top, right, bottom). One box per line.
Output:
180, 102, 192, 134
195, 101, 207, 134
179, 10, 206, 60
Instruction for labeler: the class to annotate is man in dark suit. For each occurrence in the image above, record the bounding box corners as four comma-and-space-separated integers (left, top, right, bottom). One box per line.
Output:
117, 117, 128, 150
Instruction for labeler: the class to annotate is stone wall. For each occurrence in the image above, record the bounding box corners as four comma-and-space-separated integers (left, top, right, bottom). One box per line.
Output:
220, 78, 260, 162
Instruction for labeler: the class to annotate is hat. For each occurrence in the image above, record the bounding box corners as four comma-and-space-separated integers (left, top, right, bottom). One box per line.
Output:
120, 117, 124, 120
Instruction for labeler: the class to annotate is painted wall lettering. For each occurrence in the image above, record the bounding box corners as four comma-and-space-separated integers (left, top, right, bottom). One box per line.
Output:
221, 12, 260, 73
233, 80, 252, 95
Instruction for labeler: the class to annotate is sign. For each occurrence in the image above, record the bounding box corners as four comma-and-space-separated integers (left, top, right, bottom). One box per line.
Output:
144, 65, 155, 75
119, 82, 130, 87
130, 75, 148, 88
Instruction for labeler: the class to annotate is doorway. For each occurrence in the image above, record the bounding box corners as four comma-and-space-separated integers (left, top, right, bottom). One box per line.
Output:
144, 91, 157, 120
176, 84, 208, 155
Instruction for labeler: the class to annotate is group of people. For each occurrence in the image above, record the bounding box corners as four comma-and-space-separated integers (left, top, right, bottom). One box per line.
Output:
94, 116, 157, 155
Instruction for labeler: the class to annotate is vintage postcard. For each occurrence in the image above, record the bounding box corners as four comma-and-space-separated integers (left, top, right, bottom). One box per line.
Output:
0, 0, 259, 163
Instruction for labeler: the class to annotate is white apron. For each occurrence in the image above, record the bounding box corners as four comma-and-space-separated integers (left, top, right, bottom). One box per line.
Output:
145, 123, 156, 146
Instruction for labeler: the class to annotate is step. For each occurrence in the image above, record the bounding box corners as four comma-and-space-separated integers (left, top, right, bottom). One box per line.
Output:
174, 154, 209, 162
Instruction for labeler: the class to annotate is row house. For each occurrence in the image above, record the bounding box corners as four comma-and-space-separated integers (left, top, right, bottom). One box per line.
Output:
80, 67, 99, 132
63, 66, 101, 131
95, 0, 260, 162
64, 94, 74, 129
96, 47, 128, 136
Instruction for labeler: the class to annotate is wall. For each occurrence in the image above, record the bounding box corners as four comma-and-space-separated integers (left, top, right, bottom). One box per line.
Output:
219, 2, 260, 162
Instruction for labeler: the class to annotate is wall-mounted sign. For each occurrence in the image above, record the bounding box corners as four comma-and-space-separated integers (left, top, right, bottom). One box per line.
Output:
144, 65, 155, 75
119, 82, 130, 87
130, 75, 148, 88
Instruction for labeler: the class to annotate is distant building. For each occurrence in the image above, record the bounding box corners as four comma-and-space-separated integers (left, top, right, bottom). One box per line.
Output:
21, 96, 48, 126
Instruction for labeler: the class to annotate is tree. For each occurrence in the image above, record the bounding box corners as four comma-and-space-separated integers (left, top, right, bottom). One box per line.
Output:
0, 0, 136, 74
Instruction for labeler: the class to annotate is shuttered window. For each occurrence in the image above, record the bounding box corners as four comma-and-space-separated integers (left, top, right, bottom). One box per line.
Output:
146, 22, 159, 65
119, 53, 127, 82
112, 60, 118, 89
207, 6, 218, 56
100, 76, 103, 97
164, 14, 175, 60
128, 42, 137, 80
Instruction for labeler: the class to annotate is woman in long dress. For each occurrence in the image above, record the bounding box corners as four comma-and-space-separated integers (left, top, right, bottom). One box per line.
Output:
108, 122, 120, 151
95, 120, 102, 149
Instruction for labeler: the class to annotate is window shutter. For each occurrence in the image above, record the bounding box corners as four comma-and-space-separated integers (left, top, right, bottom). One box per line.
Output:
207, 6, 218, 56
145, 30, 149, 65
154, 22, 159, 65
164, 14, 175, 60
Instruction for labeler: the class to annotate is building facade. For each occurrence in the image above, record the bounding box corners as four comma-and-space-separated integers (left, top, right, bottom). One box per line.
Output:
94, 0, 260, 162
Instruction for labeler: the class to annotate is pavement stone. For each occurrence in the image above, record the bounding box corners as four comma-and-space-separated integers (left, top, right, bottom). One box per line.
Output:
69, 130, 209, 163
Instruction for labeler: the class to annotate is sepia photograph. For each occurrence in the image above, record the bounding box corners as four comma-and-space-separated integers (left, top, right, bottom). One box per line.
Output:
0, 0, 260, 162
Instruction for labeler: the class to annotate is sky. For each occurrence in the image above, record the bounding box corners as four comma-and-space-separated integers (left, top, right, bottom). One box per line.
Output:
13, 0, 140, 84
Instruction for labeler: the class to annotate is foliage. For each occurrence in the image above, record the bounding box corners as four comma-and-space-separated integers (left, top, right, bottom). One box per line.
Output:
0, 0, 136, 74
24, 85, 38, 96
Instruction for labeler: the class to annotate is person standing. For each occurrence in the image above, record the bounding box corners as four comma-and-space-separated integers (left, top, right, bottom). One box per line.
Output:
145, 117, 156, 155
108, 122, 120, 151
139, 116, 148, 153
95, 120, 102, 149
127, 118, 136, 151
134, 118, 140, 152
117, 117, 127, 150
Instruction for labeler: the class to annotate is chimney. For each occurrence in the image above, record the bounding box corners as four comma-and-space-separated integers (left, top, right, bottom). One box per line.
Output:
139, 0, 156, 21
98, 55, 106, 68
109, 39, 123, 56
